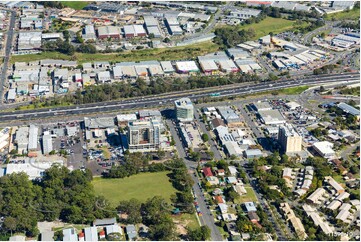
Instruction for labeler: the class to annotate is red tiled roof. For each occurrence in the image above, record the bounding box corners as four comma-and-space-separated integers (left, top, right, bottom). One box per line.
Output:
215, 195, 224, 204
203, 167, 213, 177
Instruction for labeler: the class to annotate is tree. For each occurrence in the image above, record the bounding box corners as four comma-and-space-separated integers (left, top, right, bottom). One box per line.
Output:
319, 86, 325, 92
117, 199, 142, 224
3, 217, 17, 236
187, 226, 211, 241
201, 133, 209, 142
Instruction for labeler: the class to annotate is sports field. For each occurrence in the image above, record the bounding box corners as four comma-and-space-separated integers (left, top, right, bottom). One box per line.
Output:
239, 17, 297, 40
92, 171, 176, 206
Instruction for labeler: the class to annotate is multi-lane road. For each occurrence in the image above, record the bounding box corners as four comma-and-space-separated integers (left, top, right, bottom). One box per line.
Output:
0, 9, 16, 104
0, 73, 358, 123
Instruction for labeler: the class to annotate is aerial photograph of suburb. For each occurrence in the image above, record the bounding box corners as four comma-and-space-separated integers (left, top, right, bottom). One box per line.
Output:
0, 0, 359, 241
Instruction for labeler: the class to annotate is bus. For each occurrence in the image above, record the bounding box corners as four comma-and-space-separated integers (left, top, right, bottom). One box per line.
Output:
209, 92, 220, 97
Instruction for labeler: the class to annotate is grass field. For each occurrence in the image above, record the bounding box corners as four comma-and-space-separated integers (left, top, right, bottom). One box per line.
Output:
325, 8, 360, 20
10, 41, 220, 64
92, 172, 176, 206
279, 86, 309, 95
61, 1, 89, 10
176, 213, 200, 230
239, 17, 297, 40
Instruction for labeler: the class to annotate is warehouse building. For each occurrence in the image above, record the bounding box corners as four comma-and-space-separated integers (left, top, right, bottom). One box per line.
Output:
218, 59, 239, 73
97, 26, 121, 39
83, 25, 96, 41
198, 59, 219, 75
226, 48, 251, 60
42, 134, 53, 155
28, 125, 38, 151
337, 102, 360, 118
175, 61, 199, 74
243, 149, 263, 159
18, 32, 42, 50
160, 61, 175, 74
312, 141, 335, 159
229, 8, 261, 20
258, 110, 286, 125
253, 101, 272, 111
123, 25, 147, 38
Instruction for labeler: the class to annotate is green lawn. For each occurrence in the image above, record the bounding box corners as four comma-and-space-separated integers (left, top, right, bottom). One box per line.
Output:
236, 186, 258, 203
239, 17, 297, 40
279, 86, 309, 95
92, 171, 176, 206
325, 8, 360, 20
61, 1, 89, 10
11, 41, 220, 64
176, 213, 200, 230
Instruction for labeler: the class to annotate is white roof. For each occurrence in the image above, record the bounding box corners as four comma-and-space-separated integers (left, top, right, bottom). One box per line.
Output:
286, 101, 301, 109
28, 125, 38, 150
327, 200, 342, 210
175, 61, 199, 72
84, 226, 98, 241
116, 114, 137, 122
6, 160, 63, 180
228, 166, 238, 175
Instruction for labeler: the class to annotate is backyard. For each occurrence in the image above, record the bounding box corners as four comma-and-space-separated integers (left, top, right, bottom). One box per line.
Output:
92, 171, 177, 206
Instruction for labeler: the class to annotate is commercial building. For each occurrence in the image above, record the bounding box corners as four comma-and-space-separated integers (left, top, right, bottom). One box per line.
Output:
123, 25, 147, 38
6, 160, 63, 180
174, 98, 194, 122
84, 227, 98, 242
243, 149, 263, 159
28, 124, 38, 151
217, 106, 243, 126
198, 59, 219, 74
229, 8, 261, 19
18, 32, 42, 50
97, 26, 121, 39
165, 16, 182, 35
42, 134, 53, 155
224, 141, 243, 157
278, 124, 302, 154
253, 101, 272, 111
175, 61, 199, 73
258, 110, 286, 125
127, 119, 160, 151
312, 141, 335, 159
63, 228, 78, 241
15, 126, 29, 154
160, 61, 175, 74
83, 25, 96, 41
337, 102, 360, 118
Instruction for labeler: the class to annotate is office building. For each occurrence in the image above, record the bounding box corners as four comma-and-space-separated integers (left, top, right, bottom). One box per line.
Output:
175, 98, 194, 122
278, 124, 302, 153
127, 120, 160, 151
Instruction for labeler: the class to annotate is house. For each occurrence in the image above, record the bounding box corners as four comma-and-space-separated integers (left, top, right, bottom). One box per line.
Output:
126, 225, 137, 241
203, 167, 213, 177
206, 176, 219, 186
222, 213, 238, 222
228, 166, 238, 176
244, 202, 257, 212
218, 203, 228, 214
214, 195, 226, 204
248, 211, 260, 222
105, 224, 123, 236
213, 188, 223, 196
226, 176, 238, 184
216, 169, 225, 176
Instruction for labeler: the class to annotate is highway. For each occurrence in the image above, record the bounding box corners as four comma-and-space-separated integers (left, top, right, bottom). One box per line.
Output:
0, 73, 358, 122
0, 9, 15, 104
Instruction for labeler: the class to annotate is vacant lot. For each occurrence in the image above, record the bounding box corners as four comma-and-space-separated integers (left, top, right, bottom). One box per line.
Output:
92, 171, 176, 206
62, 1, 89, 10
325, 8, 360, 20
236, 186, 258, 203
11, 41, 220, 64
239, 17, 296, 40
